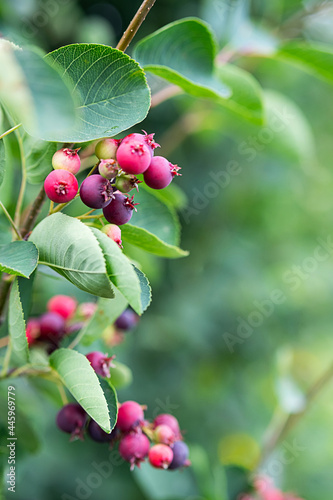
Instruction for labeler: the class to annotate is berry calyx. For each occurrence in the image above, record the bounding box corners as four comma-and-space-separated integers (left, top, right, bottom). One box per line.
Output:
116, 139, 152, 175
148, 444, 174, 469
80, 174, 114, 209
39, 312, 66, 339
98, 159, 119, 180
86, 351, 115, 378
115, 308, 139, 331
95, 138, 120, 160
44, 170, 78, 203
101, 224, 122, 248
118, 432, 150, 470
153, 414, 182, 440
115, 174, 141, 193
56, 403, 87, 440
168, 441, 190, 470
52, 148, 81, 174
121, 131, 160, 154
26, 318, 40, 345
88, 419, 117, 443
143, 156, 174, 190
47, 295, 77, 320
102, 193, 138, 226
153, 425, 176, 445
117, 401, 145, 432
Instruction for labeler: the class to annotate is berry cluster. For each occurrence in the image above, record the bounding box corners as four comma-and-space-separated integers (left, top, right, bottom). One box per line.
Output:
240, 476, 304, 500
56, 400, 190, 472
44, 131, 181, 229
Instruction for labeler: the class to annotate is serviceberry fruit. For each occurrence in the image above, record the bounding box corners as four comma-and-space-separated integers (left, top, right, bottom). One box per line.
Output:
153, 414, 182, 440
168, 441, 189, 470
56, 403, 87, 440
44, 170, 78, 203
153, 425, 176, 445
118, 432, 150, 469
88, 419, 117, 443
80, 174, 114, 209
115, 174, 141, 193
101, 224, 122, 248
144, 156, 176, 190
39, 312, 66, 339
78, 302, 97, 319
86, 351, 115, 378
52, 148, 81, 174
102, 193, 138, 226
116, 138, 152, 175
149, 444, 174, 469
47, 295, 77, 320
98, 159, 119, 180
117, 401, 145, 432
115, 308, 139, 331
26, 318, 40, 345
95, 138, 120, 160
121, 131, 160, 155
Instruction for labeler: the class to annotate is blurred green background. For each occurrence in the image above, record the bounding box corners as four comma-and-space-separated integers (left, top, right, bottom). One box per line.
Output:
1, 0, 333, 499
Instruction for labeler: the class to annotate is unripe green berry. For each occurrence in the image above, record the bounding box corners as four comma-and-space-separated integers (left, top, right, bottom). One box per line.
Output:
95, 138, 120, 160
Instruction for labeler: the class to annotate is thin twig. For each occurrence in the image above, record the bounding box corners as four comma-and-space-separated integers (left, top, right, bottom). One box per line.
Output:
20, 185, 46, 238
151, 86, 183, 108
116, 0, 157, 52
0, 123, 22, 140
0, 201, 23, 240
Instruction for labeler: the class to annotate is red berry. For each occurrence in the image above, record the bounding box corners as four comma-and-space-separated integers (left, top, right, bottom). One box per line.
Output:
116, 139, 152, 175
47, 295, 77, 320
98, 159, 119, 180
168, 441, 190, 470
26, 318, 40, 345
86, 351, 115, 378
102, 193, 137, 226
115, 308, 139, 331
80, 174, 114, 209
153, 414, 182, 440
143, 156, 174, 190
117, 401, 145, 432
121, 131, 160, 156
95, 138, 120, 160
39, 312, 66, 339
149, 444, 173, 469
56, 403, 87, 440
153, 425, 176, 445
44, 170, 78, 203
118, 432, 150, 469
52, 148, 81, 174
101, 224, 122, 248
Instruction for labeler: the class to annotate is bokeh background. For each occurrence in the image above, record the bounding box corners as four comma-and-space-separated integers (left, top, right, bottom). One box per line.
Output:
1, 0, 333, 499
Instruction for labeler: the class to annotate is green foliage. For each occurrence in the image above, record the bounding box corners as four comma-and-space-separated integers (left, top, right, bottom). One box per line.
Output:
0, 138, 5, 187
8, 278, 29, 363
0, 241, 38, 278
278, 42, 333, 83
25, 137, 57, 184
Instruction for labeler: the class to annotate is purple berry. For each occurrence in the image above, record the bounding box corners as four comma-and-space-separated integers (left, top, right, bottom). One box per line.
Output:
86, 351, 115, 378
102, 193, 138, 226
118, 432, 150, 469
88, 419, 117, 443
168, 441, 189, 470
115, 308, 139, 331
143, 156, 174, 190
56, 403, 87, 440
44, 170, 78, 203
117, 401, 145, 432
39, 312, 66, 339
52, 148, 81, 174
80, 174, 114, 209
98, 159, 119, 180
95, 138, 120, 160
116, 139, 152, 175
149, 444, 174, 469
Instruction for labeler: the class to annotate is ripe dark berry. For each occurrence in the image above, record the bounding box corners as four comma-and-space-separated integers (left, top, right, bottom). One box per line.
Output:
115, 308, 139, 331
39, 312, 66, 339
98, 159, 119, 180
115, 174, 141, 193
102, 193, 137, 226
143, 156, 174, 190
149, 444, 174, 469
88, 419, 117, 443
52, 148, 81, 174
101, 224, 122, 248
80, 174, 114, 209
95, 138, 120, 160
117, 401, 145, 432
153, 425, 176, 445
47, 295, 77, 320
118, 432, 150, 469
56, 403, 87, 440
116, 139, 152, 175
168, 441, 189, 470
86, 351, 115, 378
44, 170, 78, 203
26, 318, 40, 345
153, 414, 182, 440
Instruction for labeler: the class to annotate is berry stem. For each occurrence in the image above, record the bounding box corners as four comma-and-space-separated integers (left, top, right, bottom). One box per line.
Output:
0, 123, 22, 140
20, 185, 46, 238
76, 213, 104, 220
0, 201, 23, 240
116, 0, 157, 52
150, 86, 183, 108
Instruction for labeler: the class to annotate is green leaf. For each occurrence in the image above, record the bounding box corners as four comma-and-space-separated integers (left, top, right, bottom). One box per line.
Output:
0, 138, 5, 187
0, 40, 76, 140
98, 377, 118, 431
134, 267, 152, 312
49, 348, 111, 433
277, 41, 333, 84
25, 137, 57, 184
0, 241, 38, 278
134, 18, 231, 100
122, 224, 188, 258
8, 278, 29, 363
45, 43, 151, 142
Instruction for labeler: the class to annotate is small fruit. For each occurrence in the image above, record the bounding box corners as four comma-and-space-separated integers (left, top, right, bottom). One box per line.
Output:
47, 295, 77, 320
118, 432, 150, 469
88, 419, 117, 443
153, 414, 182, 440
115, 308, 139, 331
95, 138, 120, 160
26, 318, 40, 345
56, 403, 87, 440
78, 302, 97, 319
102, 193, 137, 226
168, 441, 189, 470
98, 159, 119, 180
116, 139, 152, 175
39, 312, 66, 339
52, 148, 81, 174
109, 361, 133, 389
153, 425, 176, 445
115, 174, 141, 193
148, 444, 173, 469
86, 351, 115, 378
121, 131, 160, 156
44, 170, 78, 203
101, 224, 122, 248
143, 156, 174, 190
117, 401, 145, 432
80, 174, 114, 209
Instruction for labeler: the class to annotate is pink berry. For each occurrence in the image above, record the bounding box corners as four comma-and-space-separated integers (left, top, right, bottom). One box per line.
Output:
80, 174, 114, 209
153, 424, 176, 445
39, 312, 66, 339
116, 139, 152, 175
101, 224, 122, 248
118, 432, 150, 469
56, 403, 87, 440
95, 138, 120, 160
143, 156, 174, 190
78, 302, 97, 319
98, 159, 119, 180
86, 351, 115, 378
26, 318, 40, 345
153, 414, 182, 440
44, 170, 78, 203
103, 193, 138, 226
121, 131, 160, 156
52, 148, 81, 174
117, 401, 145, 432
47, 295, 77, 320
149, 444, 173, 469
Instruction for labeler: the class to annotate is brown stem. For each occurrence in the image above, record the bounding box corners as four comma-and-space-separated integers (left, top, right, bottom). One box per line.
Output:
151, 86, 183, 108
116, 0, 157, 52
0, 274, 14, 325
20, 185, 46, 239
